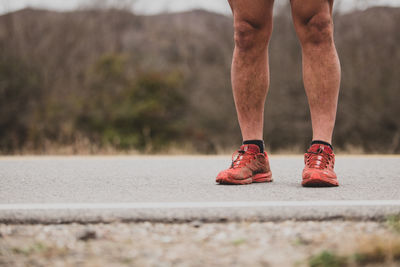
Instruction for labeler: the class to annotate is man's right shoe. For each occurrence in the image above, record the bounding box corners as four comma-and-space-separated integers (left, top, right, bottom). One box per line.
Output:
216, 144, 272, 185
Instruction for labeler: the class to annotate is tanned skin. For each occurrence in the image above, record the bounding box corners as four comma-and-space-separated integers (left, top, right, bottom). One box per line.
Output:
228, 0, 340, 144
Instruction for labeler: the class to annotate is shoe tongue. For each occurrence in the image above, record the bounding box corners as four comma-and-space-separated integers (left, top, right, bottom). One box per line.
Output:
309, 144, 332, 154
240, 144, 260, 154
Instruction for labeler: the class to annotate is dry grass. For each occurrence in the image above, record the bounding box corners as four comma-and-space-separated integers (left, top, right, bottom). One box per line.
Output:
1, 221, 400, 267
308, 235, 400, 266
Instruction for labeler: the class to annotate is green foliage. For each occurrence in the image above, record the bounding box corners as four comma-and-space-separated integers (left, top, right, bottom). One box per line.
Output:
309, 251, 347, 267
232, 238, 246, 246
77, 53, 186, 151
0, 53, 44, 152
386, 215, 400, 233
12, 242, 47, 256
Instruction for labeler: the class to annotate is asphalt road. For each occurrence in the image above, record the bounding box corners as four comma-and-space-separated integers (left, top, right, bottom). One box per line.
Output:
0, 155, 399, 223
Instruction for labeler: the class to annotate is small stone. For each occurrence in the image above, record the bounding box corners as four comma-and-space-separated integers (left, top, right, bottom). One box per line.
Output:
190, 220, 203, 228
77, 229, 97, 241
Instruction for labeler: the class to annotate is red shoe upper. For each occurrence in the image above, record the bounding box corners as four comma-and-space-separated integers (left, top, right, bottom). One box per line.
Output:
303, 143, 337, 181
216, 144, 270, 181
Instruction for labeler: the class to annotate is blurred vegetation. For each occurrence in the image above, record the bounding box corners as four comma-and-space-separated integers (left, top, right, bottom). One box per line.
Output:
78, 54, 186, 152
386, 215, 400, 233
308, 251, 346, 267
0, 53, 44, 152
307, 235, 400, 267
0, 6, 399, 154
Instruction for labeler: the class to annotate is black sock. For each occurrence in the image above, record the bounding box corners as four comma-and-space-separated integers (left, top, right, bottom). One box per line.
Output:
311, 140, 333, 150
243, 140, 264, 153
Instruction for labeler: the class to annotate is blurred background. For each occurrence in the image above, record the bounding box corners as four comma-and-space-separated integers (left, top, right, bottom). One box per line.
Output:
0, 0, 399, 154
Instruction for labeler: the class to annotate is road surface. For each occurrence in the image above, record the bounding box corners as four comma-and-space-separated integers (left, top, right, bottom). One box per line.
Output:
0, 155, 399, 223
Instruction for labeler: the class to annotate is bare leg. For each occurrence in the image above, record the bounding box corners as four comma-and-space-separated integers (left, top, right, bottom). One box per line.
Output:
228, 0, 274, 141
291, 0, 341, 144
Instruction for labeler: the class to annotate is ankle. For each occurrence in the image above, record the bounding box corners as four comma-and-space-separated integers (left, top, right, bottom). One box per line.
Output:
243, 140, 265, 153
311, 140, 333, 150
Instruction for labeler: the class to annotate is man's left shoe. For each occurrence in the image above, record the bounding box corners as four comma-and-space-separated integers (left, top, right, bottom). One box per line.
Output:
302, 143, 339, 187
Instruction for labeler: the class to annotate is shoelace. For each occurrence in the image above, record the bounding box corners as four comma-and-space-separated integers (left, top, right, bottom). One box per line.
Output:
231, 150, 255, 169
306, 148, 332, 169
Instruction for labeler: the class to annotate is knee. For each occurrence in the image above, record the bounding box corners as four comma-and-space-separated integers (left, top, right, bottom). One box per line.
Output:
298, 13, 334, 46
233, 20, 271, 52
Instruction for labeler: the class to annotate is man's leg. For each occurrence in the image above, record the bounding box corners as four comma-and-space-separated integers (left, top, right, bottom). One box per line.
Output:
291, 0, 340, 144
216, 0, 274, 185
291, 0, 341, 187
229, 0, 274, 142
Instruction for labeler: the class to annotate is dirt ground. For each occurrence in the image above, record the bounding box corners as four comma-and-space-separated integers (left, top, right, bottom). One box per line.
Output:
1, 220, 400, 267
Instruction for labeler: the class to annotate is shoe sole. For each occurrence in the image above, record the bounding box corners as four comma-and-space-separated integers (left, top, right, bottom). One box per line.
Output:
302, 177, 339, 187
217, 172, 273, 185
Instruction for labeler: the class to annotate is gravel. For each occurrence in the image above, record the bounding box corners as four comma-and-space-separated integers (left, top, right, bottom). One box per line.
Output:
1, 220, 400, 266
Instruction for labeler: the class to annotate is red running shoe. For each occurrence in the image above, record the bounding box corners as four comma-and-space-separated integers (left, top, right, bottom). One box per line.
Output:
302, 144, 339, 187
216, 144, 272, 185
